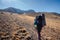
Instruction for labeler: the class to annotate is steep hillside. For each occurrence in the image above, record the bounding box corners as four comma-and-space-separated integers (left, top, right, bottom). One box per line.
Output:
0, 12, 38, 40
0, 12, 60, 40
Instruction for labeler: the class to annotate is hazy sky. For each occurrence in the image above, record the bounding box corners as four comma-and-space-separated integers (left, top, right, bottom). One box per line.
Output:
0, 0, 60, 13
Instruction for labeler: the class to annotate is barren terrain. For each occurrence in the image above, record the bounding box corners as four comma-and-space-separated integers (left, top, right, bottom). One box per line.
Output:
0, 12, 60, 40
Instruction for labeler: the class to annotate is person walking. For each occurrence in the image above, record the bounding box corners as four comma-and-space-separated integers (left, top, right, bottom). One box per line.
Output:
34, 14, 46, 40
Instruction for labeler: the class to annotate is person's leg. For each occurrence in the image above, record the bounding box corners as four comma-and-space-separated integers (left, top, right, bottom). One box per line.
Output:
37, 31, 41, 40
37, 25, 43, 40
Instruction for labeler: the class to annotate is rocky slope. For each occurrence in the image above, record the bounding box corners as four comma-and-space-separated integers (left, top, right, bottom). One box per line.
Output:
0, 12, 60, 40
0, 12, 38, 40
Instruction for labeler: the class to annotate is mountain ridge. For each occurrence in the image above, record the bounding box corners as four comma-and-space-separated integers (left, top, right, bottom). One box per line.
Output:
0, 7, 36, 14
0, 7, 60, 15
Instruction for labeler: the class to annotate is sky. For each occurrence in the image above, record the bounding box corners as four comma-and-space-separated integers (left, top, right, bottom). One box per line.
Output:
0, 0, 60, 13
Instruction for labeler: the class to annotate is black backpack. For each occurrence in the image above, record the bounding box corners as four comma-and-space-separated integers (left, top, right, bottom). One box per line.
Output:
34, 14, 46, 27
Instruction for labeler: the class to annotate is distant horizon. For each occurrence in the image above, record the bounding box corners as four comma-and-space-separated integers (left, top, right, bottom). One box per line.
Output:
0, 0, 60, 13
0, 7, 59, 14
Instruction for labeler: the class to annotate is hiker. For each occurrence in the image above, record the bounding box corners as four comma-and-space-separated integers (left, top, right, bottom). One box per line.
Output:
34, 14, 46, 40
34, 14, 46, 31
34, 15, 43, 32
